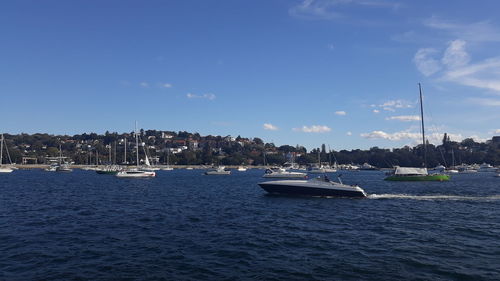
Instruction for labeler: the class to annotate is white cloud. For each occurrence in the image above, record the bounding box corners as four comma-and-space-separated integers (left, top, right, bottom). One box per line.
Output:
492, 129, 500, 134
413, 48, 442, 76
361, 130, 464, 144
414, 19, 500, 93
289, 0, 400, 20
346, 131, 352, 136
361, 130, 421, 141
443, 57, 500, 92
335, 110, 347, 116
140, 82, 149, 88
263, 123, 279, 131
186, 93, 216, 100
377, 99, 414, 111
423, 17, 500, 43
372, 109, 380, 113
468, 97, 500, 106
161, 83, 172, 88
385, 115, 421, 122
293, 125, 332, 133
442, 39, 470, 68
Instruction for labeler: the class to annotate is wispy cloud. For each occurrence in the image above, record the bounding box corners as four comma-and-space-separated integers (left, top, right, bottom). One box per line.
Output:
385, 115, 420, 122
140, 82, 149, 88
335, 110, 347, 116
293, 125, 332, 133
186, 93, 216, 100
491, 129, 500, 134
372, 109, 380, 113
346, 131, 352, 136
468, 97, 500, 106
414, 17, 500, 94
263, 123, 279, 131
413, 48, 442, 76
289, 0, 400, 20
423, 17, 500, 43
161, 83, 172, 88
376, 99, 414, 111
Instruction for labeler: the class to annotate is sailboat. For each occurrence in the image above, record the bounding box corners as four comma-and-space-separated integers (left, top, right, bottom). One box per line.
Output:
0, 134, 14, 173
162, 149, 173, 170
385, 84, 450, 181
116, 122, 156, 178
56, 143, 72, 172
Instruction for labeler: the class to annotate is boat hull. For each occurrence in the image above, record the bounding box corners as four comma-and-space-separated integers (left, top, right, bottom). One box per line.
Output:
384, 174, 450, 181
0, 167, 14, 173
96, 170, 119, 175
116, 171, 156, 178
258, 182, 366, 198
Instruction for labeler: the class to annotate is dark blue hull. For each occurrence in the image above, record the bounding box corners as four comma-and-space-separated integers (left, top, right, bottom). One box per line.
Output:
258, 183, 366, 198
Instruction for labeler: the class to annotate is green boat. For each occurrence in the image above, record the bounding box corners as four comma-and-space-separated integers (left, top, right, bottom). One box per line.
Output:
384, 83, 450, 182
384, 167, 450, 181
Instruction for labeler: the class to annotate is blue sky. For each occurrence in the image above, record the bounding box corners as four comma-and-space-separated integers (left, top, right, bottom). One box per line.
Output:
1, 0, 500, 150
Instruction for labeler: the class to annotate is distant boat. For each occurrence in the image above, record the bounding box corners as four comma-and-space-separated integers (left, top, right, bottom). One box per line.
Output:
478, 163, 496, 172
116, 122, 156, 178
205, 166, 231, 175
0, 134, 14, 173
55, 144, 73, 172
96, 165, 121, 175
258, 175, 366, 198
263, 167, 307, 178
237, 166, 247, 172
384, 84, 449, 181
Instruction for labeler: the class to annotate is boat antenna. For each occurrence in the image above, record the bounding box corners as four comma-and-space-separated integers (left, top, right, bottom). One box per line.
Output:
419, 83, 427, 168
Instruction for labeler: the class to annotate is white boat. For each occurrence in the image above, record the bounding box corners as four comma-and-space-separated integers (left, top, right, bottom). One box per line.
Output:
56, 163, 73, 172
478, 163, 496, 172
263, 167, 307, 178
237, 166, 247, 171
45, 163, 58, 172
0, 134, 14, 173
116, 122, 156, 178
258, 175, 366, 198
116, 169, 156, 178
308, 166, 326, 174
205, 166, 231, 175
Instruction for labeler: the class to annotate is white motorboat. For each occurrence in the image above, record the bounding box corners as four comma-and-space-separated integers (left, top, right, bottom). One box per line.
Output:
116, 122, 156, 178
0, 134, 14, 173
258, 175, 366, 198
205, 166, 231, 175
116, 169, 156, 178
237, 166, 247, 172
263, 167, 307, 178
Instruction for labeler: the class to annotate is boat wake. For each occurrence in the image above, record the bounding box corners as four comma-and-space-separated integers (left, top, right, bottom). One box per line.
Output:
368, 194, 500, 201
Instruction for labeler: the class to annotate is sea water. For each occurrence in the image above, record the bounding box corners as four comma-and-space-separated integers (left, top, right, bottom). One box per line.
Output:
1, 169, 499, 280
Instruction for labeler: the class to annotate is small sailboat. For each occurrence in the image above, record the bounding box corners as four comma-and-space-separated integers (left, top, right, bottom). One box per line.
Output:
162, 149, 173, 170
55, 144, 72, 172
116, 122, 156, 178
385, 83, 449, 181
0, 134, 14, 173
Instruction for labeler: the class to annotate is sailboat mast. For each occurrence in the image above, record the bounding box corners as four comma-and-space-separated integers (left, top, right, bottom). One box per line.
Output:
0, 134, 3, 165
135, 121, 139, 168
419, 83, 427, 168
124, 138, 127, 164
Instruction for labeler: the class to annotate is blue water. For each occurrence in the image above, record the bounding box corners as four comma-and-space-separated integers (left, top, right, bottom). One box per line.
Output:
1, 169, 499, 280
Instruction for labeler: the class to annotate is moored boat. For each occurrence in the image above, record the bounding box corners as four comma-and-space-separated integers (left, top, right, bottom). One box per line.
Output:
205, 166, 231, 175
263, 167, 307, 178
384, 167, 450, 181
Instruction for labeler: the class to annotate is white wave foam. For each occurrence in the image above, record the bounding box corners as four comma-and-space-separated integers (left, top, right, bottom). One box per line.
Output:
368, 194, 500, 201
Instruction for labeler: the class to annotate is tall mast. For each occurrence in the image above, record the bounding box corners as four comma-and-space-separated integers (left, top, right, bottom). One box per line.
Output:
419, 83, 427, 168
124, 138, 127, 164
135, 121, 139, 168
0, 134, 3, 165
